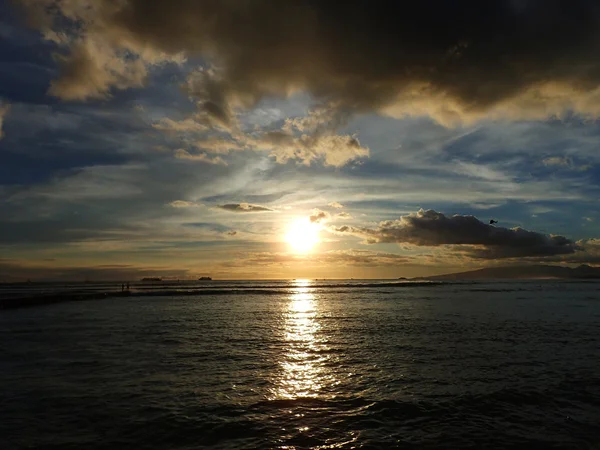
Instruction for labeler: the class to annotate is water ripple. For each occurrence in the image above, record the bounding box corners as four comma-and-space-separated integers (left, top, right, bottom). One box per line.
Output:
2, 280, 600, 449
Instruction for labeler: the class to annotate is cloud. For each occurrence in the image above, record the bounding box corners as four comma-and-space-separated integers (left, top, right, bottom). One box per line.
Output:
543, 156, 572, 167
309, 209, 330, 223
336, 212, 352, 219
333, 209, 580, 259
542, 156, 592, 171
577, 239, 600, 262
153, 117, 208, 133
250, 128, 369, 167
318, 249, 414, 266
168, 200, 202, 208
329, 202, 344, 209
181, 68, 239, 132
198, 104, 368, 167
48, 37, 148, 101
250, 106, 369, 167
174, 149, 227, 165
193, 137, 246, 154
525, 238, 600, 265
217, 203, 274, 213
224, 249, 415, 268
0, 100, 10, 139
17, 0, 600, 124
154, 102, 368, 167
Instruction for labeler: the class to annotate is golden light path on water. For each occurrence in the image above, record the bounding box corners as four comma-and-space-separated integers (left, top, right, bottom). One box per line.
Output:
272, 280, 360, 448
274, 279, 338, 400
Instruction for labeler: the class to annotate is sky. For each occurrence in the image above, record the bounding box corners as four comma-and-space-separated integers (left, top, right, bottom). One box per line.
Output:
2, 0, 600, 281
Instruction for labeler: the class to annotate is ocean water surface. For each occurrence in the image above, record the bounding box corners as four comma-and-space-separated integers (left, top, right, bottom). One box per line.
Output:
2, 279, 600, 449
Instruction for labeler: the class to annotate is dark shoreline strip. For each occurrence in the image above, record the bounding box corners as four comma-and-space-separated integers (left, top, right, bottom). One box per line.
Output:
0, 291, 125, 310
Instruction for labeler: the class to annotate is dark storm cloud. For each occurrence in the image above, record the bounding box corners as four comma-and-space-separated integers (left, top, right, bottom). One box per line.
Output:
217, 203, 274, 213
16, 0, 600, 122
334, 209, 580, 259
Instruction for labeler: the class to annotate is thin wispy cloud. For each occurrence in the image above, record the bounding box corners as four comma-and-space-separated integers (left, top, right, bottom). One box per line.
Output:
168, 200, 203, 208
225, 249, 416, 268
174, 149, 227, 165
542, 156, 592, 171
217, 203, 274, 213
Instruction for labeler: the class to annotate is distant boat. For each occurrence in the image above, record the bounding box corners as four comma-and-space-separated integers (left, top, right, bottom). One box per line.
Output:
141, 277, 162, 282
198, 276, 212, 281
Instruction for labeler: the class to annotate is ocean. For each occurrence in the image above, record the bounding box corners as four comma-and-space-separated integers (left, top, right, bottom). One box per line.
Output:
1, 279, 600, 449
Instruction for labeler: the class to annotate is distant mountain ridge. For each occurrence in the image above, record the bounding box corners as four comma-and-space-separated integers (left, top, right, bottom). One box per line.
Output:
424, 265, 600, 280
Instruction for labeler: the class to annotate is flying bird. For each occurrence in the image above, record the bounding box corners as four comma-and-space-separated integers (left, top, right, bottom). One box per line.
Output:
489, 219, 498, 225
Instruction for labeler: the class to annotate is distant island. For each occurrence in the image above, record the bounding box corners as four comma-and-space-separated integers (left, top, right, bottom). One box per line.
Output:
424, 264, 600, 280
198, 277, 212, 281
140, 277, 162, 282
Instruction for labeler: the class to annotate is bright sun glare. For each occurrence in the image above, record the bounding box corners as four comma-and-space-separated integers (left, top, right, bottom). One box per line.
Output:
285, 218, 320, 253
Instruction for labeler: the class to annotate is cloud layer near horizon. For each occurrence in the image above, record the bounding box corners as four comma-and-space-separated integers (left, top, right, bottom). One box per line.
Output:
16, 0, 600, 125
333, 209, 580, 259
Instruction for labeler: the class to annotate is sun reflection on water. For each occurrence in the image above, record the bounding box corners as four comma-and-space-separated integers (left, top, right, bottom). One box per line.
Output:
274, 279, 334, 399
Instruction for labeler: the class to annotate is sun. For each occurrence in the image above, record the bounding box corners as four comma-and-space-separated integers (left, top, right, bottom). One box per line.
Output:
285, 218, 320, 253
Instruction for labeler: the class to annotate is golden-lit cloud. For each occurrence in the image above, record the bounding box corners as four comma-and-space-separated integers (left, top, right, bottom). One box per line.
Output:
156, 99, 369, 167
250, 129, 369, 167
48, 37, 148, 100
168, 200, 203, 208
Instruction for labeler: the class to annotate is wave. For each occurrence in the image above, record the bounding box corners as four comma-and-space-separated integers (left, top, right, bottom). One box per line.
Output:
197, 384, 599, 449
